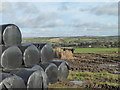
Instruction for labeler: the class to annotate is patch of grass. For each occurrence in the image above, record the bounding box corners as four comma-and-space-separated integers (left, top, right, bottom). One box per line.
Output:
68, 71, 119, 86
107, 54, 120, 58
68, 71, 119, 80
95, 81, 120, 86
80, 39, 94, 41
22, 37, 51, 43
74, 48, 118, 53
48, 82, 69, 88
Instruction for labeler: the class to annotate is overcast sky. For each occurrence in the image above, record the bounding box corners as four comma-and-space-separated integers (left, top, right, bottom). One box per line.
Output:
0, 1, 118, 37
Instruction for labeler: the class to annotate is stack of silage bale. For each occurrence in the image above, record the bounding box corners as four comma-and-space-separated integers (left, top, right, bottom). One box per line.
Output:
0, 24, 69, 89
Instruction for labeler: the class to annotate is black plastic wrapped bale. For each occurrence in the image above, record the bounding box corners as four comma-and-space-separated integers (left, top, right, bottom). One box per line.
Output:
32, 65, 48, 88
0, 24, 22, 46
0, 68, 1, 73
52, 60, 69, 81
0, 45, 9, 68
1, 46, 22, 70
0, 73, 12, 83
2, 68, 26, 74
44, 63, 58, 84
39, 62, 50, 71
18, 44, 40, 67
27, 70, 43, 89
41, 44, 53, 64
18, 43, 33, 53
41, 70, 48, 89
32, 43, 47, 50
0, 75, 26, 89
15, 69, 36, 85
18, 43, 46, 64
20, 43, 46, 53
15, 68, 48, 89
23, 45, 40, 67
32, 65, 44, 71
32, 43, 47, 61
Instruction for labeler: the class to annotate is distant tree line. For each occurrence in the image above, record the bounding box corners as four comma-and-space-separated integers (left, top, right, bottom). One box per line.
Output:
52, 40, 120, 48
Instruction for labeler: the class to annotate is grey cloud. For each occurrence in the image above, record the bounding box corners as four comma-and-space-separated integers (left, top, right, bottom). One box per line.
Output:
12, 12, 58, 28
92, 4, 118, 16
2, 2, 40, 14
20, 21, 118, 37
57, 5, 69, 11
80, 3, 118, 16
118, 2, 120, 19
72, 22, 118, 36
41, 19, 65, 28
70, 21, 118, 32
2, 2, 58, 28
0, 3, 13, 13
15, 2, 40, 14
0, 4, 2, 12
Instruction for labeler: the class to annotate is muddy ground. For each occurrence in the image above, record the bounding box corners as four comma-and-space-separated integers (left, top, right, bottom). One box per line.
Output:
67, 53, 119, 73
50, 53, 120, 89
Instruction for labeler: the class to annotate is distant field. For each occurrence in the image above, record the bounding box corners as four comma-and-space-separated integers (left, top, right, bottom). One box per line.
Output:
22, 36, 119, 48
74, 48, 118, 53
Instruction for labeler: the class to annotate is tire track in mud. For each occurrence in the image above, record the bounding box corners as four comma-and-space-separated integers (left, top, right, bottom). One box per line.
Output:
64, 53, 119, 73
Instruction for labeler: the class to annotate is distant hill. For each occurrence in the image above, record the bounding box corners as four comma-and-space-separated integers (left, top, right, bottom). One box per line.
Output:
22, 36, 119, 48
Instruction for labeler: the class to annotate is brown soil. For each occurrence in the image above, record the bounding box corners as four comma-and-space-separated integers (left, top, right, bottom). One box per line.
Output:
65, 53, 119, 73
52, 53, 120, 89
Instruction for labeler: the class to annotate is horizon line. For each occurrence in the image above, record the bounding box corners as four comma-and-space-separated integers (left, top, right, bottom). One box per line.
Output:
22, 35, 120, 38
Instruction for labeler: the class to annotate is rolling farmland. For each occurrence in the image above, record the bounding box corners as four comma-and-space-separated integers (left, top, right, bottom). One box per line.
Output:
22, 36, 120, 89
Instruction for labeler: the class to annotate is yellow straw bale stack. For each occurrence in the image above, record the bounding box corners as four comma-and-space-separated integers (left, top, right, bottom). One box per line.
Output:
55, 48, 75, 59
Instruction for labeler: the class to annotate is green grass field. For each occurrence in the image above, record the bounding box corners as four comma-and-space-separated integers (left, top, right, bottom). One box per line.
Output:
74, 48, 118, 53
68, 71, 120, 86
49, 71, 120, 88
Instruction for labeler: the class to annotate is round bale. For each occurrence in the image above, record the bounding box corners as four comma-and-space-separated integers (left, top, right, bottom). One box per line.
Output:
27, 70, 43, 89
32, 65, 48, 88
1, 46, 22, 69
45, 63, 58, 84
0, 75, 26, 89
0, 24, 22, 46
41, 44, 53, 64
52, 60, 69, 81
23, 45, 40, 67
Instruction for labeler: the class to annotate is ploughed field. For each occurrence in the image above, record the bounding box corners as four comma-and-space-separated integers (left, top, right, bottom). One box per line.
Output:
49, 48, 120, 89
